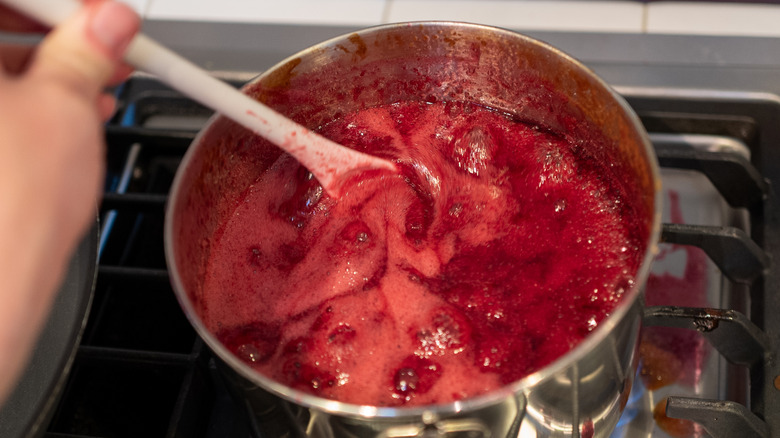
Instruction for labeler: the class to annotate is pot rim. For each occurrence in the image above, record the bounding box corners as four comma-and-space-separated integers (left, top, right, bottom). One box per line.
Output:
164, 20, 662, 419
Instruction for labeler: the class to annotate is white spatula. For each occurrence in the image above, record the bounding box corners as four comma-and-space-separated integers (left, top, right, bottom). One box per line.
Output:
2, 0, 397, 197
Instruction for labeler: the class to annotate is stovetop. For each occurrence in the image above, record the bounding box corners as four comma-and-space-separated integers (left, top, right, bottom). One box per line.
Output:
14, 75, 771, 438
2, 30, 780, 435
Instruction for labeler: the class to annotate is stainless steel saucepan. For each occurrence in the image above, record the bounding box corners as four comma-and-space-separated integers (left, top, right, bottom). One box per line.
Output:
165, 22, 661, 438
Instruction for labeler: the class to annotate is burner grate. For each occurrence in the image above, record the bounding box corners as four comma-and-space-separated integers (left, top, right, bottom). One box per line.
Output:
43, 122, 255, 438
35, 81, 780, 438
625, 91, 780, 438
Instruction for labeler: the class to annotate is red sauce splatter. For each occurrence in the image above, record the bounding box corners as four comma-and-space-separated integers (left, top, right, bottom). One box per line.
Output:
641, 191, 710, 390
581, 419, 595, 438
202, 100, 645, 406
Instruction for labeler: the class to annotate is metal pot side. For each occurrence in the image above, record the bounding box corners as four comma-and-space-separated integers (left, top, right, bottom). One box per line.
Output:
165, 22, 661, 438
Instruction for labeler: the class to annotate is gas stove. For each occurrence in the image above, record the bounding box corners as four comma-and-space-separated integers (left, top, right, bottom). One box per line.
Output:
2, 26, 780, 438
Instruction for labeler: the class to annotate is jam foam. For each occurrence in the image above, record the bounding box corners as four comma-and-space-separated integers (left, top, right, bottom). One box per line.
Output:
202, 100, 643, 406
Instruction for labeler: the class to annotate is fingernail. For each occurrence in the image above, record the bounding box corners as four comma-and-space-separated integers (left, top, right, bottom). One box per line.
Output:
88, 1, 140, 59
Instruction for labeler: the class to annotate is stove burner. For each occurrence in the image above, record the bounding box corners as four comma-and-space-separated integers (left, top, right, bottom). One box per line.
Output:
9, 78, 780, 438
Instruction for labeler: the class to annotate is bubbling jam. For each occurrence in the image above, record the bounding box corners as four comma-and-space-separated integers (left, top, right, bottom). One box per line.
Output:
202, 100, 644, 406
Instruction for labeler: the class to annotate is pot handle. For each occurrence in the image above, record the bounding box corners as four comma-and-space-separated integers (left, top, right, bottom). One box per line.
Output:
376, 418, 491, 438
375, 392, 526, 438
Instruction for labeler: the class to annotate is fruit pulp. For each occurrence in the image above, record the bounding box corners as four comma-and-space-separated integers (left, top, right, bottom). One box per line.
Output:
203, 100, 644, 406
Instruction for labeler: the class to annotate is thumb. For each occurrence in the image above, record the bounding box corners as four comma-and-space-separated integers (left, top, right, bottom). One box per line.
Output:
29, 0, 139, 99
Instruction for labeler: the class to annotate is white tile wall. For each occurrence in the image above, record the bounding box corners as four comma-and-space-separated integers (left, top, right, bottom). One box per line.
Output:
136, 0, 780, 37
119, 0, 151, 15
146, 0, 386, 26
386, 0, 644, 33
646, 2, 780, 37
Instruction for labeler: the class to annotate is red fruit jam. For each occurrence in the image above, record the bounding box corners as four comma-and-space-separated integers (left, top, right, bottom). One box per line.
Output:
202, 100, 644, 407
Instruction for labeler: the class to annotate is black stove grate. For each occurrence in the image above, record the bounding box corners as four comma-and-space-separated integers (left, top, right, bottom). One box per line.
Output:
38, 80, 780, 438
625, 91, 780, 438
43, 126, 226, 438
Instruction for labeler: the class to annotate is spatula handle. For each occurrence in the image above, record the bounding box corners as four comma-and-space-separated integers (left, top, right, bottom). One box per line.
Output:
0, 0, 278, 151
0, 0, 78, 26
0, 0, 397, 197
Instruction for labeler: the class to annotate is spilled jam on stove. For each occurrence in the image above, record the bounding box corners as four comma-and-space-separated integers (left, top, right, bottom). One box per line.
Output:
202, 100, 645, 406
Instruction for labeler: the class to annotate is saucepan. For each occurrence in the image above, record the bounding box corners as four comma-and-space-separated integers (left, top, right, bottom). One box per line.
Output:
165, 22, 661, 437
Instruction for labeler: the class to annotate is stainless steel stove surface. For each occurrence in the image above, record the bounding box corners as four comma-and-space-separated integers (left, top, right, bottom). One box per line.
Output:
19, 79, 772, 438
3, 24, 780, 438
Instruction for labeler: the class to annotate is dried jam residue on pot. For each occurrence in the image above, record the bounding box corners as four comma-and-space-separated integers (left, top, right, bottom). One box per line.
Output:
203, 100, 645, 406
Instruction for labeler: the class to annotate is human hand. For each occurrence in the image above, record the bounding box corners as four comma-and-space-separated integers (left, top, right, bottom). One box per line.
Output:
0, 0, 139, 405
